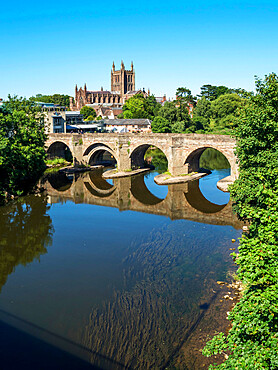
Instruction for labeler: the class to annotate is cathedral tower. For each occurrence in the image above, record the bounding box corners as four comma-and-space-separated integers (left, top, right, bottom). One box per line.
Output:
111, 61, 135, 97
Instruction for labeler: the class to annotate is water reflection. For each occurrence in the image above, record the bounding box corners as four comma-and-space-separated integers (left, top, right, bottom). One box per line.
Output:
0, 170, 242, 369
185, 178, 227, 213
199, 169, 231, 205
42, 170, 240, 228
130, 174, 165, 205
0, 195, 53, 292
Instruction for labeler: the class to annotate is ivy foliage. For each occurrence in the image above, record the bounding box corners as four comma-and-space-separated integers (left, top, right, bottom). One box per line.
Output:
0, 96, 47, 202
203, 73, 278, 368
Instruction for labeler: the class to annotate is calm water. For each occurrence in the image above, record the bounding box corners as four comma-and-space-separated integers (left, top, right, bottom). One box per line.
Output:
0, 169, 241, 369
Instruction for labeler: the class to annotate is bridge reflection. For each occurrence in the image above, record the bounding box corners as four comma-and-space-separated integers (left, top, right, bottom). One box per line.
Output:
42, 171, 241, 228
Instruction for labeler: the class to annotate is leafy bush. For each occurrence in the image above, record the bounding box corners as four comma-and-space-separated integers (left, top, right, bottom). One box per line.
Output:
46, 157, 69, 166
203, 73, 278, 368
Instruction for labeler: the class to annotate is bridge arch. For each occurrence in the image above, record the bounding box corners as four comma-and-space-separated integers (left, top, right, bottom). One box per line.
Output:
83, 143, 118, 167
184, 146, 231, 173
88, 146, 117, 167
46, 141, 73, 162
130, 144, 169, 170
83, 143, 116, 157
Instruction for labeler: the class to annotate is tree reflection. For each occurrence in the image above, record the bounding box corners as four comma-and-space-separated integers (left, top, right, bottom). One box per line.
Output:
0, 195, 53, 292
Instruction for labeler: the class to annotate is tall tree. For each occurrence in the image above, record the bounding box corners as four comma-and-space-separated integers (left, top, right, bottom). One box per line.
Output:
0, 96, 47, 202
193, 93, 248, 133
176, 87, 196, 106
199, 84, 231, 101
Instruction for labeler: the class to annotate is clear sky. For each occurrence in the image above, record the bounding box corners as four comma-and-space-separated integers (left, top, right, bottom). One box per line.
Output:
1, 0, 278, 100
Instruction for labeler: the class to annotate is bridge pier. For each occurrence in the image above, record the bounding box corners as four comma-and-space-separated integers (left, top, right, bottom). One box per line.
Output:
117, 138, 132, 172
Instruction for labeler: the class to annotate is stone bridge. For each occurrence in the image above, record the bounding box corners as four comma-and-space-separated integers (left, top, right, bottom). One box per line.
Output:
45, 133, 238, 180
42, 171, 242, 229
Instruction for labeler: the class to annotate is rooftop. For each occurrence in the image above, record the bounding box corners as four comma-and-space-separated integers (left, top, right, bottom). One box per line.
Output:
87, 90, 120, 95
102, 119, 151, 126
65, 111, 81, 115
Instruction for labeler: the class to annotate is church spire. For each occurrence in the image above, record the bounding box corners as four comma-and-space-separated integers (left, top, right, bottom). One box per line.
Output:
112, 61, 115, 72
131, 61, 134, 71
121, 60, 125, 70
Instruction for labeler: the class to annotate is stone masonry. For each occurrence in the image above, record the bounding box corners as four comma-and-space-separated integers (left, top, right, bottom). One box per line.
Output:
45, 133, 238, 180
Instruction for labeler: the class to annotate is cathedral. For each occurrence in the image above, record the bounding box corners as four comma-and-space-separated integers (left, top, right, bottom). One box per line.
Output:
70, 61, 148, 112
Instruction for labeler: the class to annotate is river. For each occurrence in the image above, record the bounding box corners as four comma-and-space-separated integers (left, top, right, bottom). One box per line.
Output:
0, 168, 241, 369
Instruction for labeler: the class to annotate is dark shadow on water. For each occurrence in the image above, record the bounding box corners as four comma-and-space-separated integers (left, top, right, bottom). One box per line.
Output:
88, 170, 114, 191
0, 320, 100, 370
0, 309, 128, 370
199, 303, 210, 310
131, 174, 164, 206
184, 179, 227, 214
45, 172, 73, 192
84, 182, 116, 198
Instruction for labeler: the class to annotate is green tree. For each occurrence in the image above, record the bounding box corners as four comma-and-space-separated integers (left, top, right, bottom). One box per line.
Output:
211, 93, 247, 131
122, 93, 159, 119
0, 96, 47, 202
193, 97, 212, 130
176, 87, 196, 106
171, 121, 186, 133
193, 93, 247, 133
151, 117, 171, 133
156, 101, 192, 131
203, 73, 278, 369
198, 84, 231, 101
32, 94, 71, 108
80, 106, 96, 120
145, 95, 161, 117
85, 115, 95, 121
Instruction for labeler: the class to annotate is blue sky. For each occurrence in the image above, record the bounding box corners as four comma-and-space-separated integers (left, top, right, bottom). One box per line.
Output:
1, 0, 278, 99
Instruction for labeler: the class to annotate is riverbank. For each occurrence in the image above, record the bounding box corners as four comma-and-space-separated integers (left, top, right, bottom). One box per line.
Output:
177, 277, 241, 369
